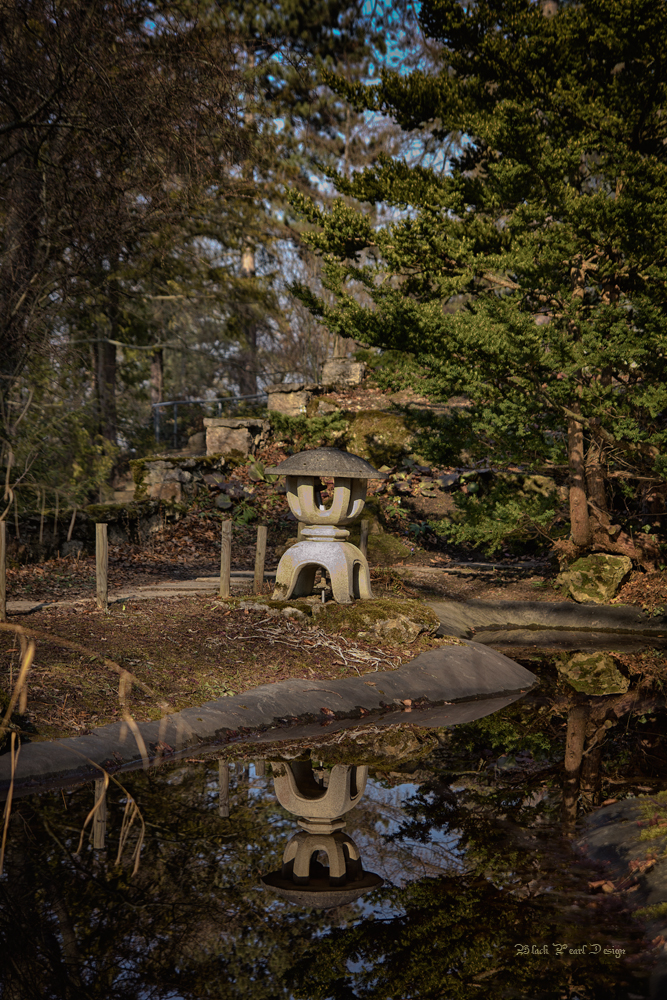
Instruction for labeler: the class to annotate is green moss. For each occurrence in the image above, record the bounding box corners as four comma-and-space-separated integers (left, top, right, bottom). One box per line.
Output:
346, 410, 420, 466
130, 458, 149, 499
556, 652, 629, 696
220, 595, 319, 617
84, 500, 154, 523
315, 596, 441, 636
316, 726, 440, 767
309, 394, 341, 417
208, 725, 441, 768
218, 594, 446, 640
347, 524, 411, 566
636, 901, 667, 921
637, 793, 667, 856
367, 533, 411, 565
639, 825, 667, 842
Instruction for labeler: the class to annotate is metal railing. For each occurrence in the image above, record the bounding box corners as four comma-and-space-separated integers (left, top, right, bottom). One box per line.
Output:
151, 393, 268, 448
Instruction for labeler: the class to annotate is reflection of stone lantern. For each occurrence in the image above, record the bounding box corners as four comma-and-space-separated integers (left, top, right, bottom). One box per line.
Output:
266, 447, 386, 604
261, 759, 383, 908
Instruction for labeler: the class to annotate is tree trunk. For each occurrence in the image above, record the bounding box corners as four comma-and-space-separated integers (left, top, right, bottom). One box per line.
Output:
585, 436, 609, 527
586, 364, 612, 533
96, 261, 120, 444
239, 246, 258, 396
237, 50, 258, 398
150, 348, 163, 406
562, 703, 589, 834
567, 404, 591, 548
567, 263, 593, 549
580, 739, 603, 808
97, 337, 117, 444
238, 325, 258, 396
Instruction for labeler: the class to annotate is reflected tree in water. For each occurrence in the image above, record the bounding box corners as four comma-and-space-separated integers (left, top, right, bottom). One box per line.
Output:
0, 750, 658, 1000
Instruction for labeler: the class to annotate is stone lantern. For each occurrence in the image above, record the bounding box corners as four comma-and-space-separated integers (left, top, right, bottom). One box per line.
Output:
266, 447, 386, 604
260, 759, 383, 907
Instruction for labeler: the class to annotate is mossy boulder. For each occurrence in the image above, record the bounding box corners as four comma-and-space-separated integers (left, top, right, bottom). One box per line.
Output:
307, 394, 341, 417
557, 651, 629, 695
317, 596, 441, 642
346, 410, 417, 467
355, 612, 425, 642
223, 594, 443, 642
130, 453, 229, 501
556, 554, 633, 603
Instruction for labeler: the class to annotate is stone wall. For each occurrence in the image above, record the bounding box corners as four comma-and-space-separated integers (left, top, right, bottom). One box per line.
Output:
265, 383, 319, 417
203, 417, 271, 456
266, 361, 366, 416
132, 455, 227, 503
320, 359, 366, 388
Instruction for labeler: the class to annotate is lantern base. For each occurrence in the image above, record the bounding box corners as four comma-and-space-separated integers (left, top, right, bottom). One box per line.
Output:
272, 540, 373, 604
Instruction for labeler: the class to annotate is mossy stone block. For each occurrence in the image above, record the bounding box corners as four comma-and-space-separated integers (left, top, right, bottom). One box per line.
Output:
556, 554, 632, 604
557, 651, 629, 695
346, 410, 415, 466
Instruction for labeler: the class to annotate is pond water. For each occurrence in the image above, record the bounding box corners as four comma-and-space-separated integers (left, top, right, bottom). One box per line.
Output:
2, 637, 667, 1000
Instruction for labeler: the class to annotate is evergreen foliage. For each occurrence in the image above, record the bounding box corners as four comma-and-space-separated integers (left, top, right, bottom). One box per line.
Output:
291, 0, 667, 559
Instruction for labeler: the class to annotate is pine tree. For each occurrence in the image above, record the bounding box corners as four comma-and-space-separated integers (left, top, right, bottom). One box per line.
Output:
207, 0, 418, 390
291, 0, 667, 563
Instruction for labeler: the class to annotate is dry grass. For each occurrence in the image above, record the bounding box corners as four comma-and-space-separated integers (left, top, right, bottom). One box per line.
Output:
0, 594, 450, 742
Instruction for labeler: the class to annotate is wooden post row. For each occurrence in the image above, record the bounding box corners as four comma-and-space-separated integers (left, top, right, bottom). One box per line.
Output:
359, 519, 369, 558
254, 525, 267, 595
219, 520, 231, 598
96, 523, 108, 612
218, 760, 230, 818
93, 778, 107, 850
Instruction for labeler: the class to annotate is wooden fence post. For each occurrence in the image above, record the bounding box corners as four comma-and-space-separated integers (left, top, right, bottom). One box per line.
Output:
254, 760, 266, 778
96, 523, 108, 612
219, 520, 231, 598
254, 525, 267, 594
359, 519, 369, 558
93, 778, 107, 850
0, 521, 6, 623
218, 760, 230, 818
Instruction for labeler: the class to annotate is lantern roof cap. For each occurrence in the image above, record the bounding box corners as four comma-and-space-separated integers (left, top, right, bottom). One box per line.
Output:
266, 447, 386, 479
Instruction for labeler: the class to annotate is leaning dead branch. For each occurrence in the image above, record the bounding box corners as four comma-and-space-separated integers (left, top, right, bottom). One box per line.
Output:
0, 636, 34, 741
0, 732, 20, 876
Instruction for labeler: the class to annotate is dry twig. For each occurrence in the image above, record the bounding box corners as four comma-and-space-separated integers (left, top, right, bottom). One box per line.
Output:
227, 618, 403, 674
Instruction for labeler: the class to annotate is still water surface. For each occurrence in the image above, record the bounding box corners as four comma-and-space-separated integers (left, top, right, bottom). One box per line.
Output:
1, 640, 667, 1000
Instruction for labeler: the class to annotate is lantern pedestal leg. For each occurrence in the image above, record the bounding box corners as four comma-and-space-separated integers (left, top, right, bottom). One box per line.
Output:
272, 541, 373, 603
282, 830, 362, 886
